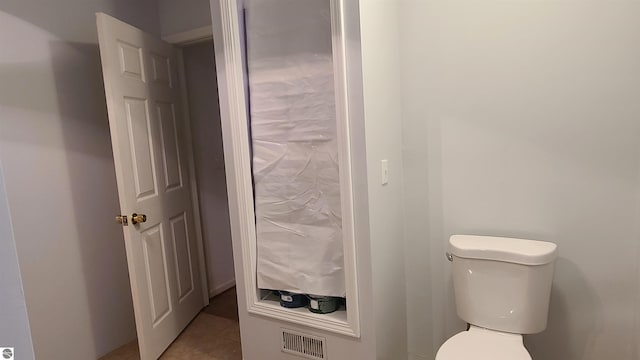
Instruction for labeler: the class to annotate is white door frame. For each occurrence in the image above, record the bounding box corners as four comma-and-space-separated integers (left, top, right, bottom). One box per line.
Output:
163, 26, 214, 46
210, 0, 361, 337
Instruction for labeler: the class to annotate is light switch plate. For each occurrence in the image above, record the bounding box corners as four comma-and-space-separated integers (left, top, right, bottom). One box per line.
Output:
381, 159, 389, 185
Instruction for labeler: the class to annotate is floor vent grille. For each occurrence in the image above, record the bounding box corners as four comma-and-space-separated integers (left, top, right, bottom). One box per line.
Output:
281, 328, 327, 359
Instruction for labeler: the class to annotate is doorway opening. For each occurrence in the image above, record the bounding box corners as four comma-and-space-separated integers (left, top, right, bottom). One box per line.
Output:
99, 27, 241, 359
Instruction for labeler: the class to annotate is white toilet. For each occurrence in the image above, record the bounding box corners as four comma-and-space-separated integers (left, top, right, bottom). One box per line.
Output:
436, 235, 558, 360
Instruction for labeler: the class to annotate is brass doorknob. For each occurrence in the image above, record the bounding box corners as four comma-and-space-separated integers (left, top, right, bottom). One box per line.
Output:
131, 213, 147, 225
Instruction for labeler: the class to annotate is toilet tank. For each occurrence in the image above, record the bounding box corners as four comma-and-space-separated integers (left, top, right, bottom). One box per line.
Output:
449, 235, 557, 334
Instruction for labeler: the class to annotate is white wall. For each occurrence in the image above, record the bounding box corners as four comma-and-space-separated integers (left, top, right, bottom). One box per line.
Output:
159, 0, 212, 37
358, 0, 409, 359
398, 0, 640, 359
0, 163, 35, 360
0, 2, 161, 358
182, 40, 236, 297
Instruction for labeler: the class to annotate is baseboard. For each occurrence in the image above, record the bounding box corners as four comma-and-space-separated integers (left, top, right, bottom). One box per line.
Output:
209, 278, 236, 298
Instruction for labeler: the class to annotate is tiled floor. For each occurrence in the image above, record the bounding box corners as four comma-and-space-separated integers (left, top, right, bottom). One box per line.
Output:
101, 288, 241, 360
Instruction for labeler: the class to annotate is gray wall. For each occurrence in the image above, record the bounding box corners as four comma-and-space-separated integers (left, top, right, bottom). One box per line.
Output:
0, 2, 161, 358
159, 0, 212, 37
359, 0, 409, 358
0, 163, 35, 360
398, 0, 640, 359
182, 40, 235, 296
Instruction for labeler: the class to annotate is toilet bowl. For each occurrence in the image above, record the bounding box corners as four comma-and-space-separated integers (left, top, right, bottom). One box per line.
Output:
435, 235, 557, 359
436, 326, 531, 360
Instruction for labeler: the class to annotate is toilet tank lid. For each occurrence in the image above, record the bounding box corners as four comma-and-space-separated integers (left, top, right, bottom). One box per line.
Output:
449, 235, 558, 265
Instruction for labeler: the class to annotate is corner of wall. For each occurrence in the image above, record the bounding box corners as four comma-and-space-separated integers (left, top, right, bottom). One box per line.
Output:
358, 0, 409, 358
0, 160, 35, 360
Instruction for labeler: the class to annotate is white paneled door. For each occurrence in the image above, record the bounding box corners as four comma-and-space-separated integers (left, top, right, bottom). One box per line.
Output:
96, 13, 206, 360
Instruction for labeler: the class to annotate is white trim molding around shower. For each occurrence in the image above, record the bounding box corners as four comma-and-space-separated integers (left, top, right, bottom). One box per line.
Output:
210, 0, 362, 338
